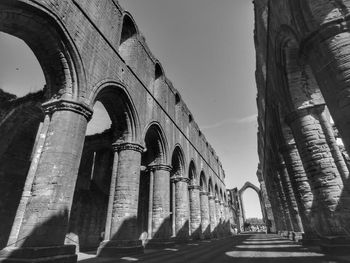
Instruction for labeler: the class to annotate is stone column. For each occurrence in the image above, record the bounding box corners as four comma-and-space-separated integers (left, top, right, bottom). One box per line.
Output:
306, 31, 350, 163
267, 171, 288, 233
277, 163, 304, 234
208, 194, 217, 238
171, 176, 190, 241
215, 198, 222, 238
286, 105, 349, 237
275, 171, 294, 235
220, 201, 225, 236
200, 191, 210, 239
188, 184, 201, 240
97, 142, 144, 257
1, 100, 92, 262
319, 109, 349, 182
149, 164, 172, 244
280, 143, 318, 243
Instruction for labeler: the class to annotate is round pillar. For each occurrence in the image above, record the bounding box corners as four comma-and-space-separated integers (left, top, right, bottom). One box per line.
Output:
286, 105, 348, 236
171, 176, 190, 241
149, 164, 172, 244
97, 142, 144, 257
188, 185, 201, 240
200, 191, 210, 239
2, 100, 92, 262
208, 195, 217, 238
280, 143, 318, 243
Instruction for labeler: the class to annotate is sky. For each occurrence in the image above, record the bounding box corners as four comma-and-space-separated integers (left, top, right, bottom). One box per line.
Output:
0, 0, 261, 218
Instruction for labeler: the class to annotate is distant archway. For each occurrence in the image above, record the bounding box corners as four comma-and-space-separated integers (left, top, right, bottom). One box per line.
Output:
238, 182, 266, 226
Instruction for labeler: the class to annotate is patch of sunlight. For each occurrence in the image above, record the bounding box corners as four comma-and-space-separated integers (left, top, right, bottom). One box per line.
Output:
164, 248, 178, 251
243, 240, 292, 244
225, 251, 324, 258
236, 244, 302, 249
187, 243, 199, 246
120, 257, 139, 261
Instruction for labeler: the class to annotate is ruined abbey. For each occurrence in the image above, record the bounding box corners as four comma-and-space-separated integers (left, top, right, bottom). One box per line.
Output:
255, 0, 350, 253
2, 0, 350, 262
0, 1, 234, 262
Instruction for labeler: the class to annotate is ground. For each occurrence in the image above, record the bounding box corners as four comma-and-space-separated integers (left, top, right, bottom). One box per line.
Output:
77, 233, 350, 262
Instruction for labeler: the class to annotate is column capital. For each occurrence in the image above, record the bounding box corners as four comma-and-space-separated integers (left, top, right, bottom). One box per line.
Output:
200, 191, 209, 196
220, 201, 225, 205
42, 99, 93, 121
112, 142, 144, 153
170, 176, 190, 184
215, 198, 221, 204
147, 164, 172, 172
285, 104, 325, 125
188, 184, 201, 190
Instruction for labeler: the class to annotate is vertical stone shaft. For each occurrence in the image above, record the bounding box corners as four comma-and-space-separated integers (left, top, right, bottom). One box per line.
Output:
307, 32, 350, 160
268, 173, 288, 232
172, 176, 190, 240
208, 195, 217, 237
109, 143, 143, 241
151, 164, 172, 239
148, 170, 154, 237
188, 185, 201, 239
286, 105, 346, 236
200, 191, 210, 239
278, 163, 304, 232
280, 143, 316, 239
8, 116, 50, 246
16, 100, 91, 247
104, 150, 118, 241
273, 169, 294, 232
319, 109, 349, 182
215, 199, 221, 237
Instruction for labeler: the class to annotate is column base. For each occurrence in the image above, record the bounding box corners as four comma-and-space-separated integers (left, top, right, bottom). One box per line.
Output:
145, 238, 175, 249
0, 245, 76, 263
97, 240, 143, 257
320, 236, 350, 255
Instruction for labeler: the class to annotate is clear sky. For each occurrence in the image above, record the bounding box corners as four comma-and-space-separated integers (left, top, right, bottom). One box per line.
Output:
0, 0, 262, 218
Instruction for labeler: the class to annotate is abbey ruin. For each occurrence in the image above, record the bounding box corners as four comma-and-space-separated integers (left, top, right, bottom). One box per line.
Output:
255, 0, 350, 253
0, 1, 234, 262
2, 0, 350, 262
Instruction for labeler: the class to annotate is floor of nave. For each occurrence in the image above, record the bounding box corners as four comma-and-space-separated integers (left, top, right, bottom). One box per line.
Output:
78, 233, 350, 262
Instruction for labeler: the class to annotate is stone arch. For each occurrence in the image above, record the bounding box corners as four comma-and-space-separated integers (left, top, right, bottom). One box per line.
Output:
238, 182, 264, 224
200, 171, 207, 192
142, 122, 169, 166
188, 160, 197, 184
276, 26, 324, 112
0, 1, 86, 100
118, 12, 139, 63
290, 0, 345, 36
88, 81, 141, 143
0, 2, 87, 249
